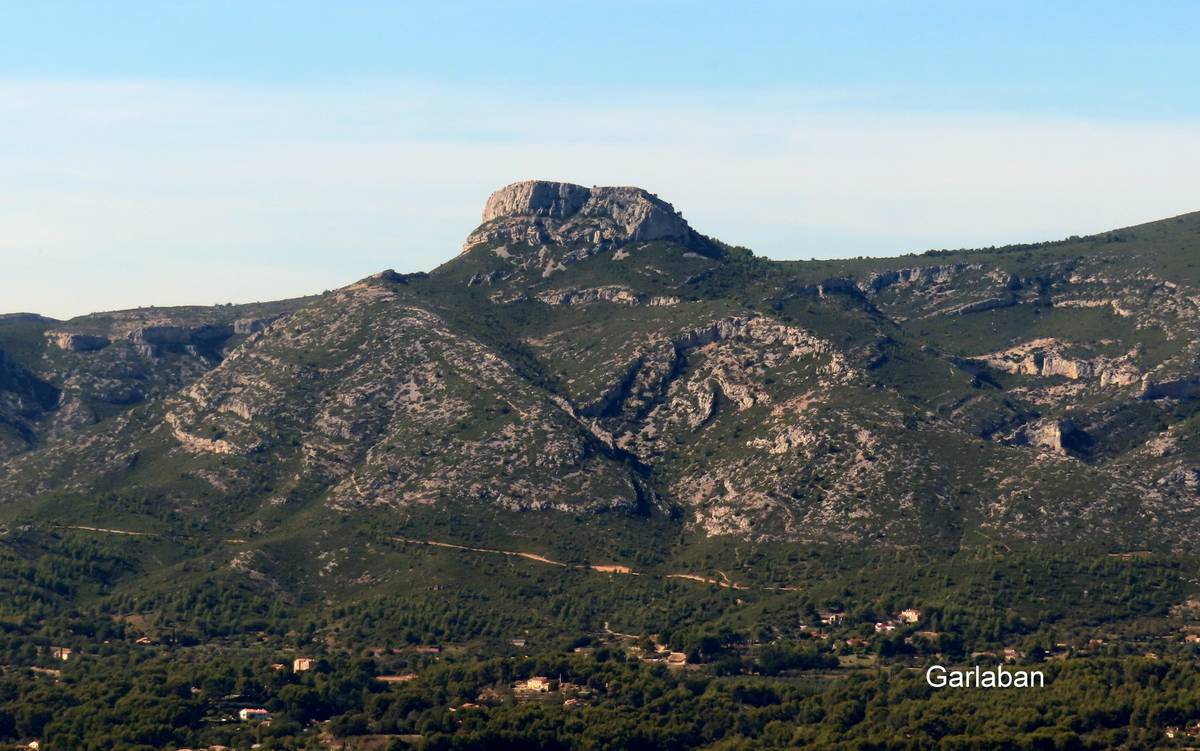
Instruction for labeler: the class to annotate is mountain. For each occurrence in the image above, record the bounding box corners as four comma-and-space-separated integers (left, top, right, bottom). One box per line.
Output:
3, 181, 1198, 557
3, 181, 1200, 749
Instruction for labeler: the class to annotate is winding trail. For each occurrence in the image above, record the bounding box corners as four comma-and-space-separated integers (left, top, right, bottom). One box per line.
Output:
392, 537, 571, 567
42, 526, 786, 592
665, 573, 748, 590
57, 525, 153, 537
48, 528, 772, 591
390, 536, 767, 591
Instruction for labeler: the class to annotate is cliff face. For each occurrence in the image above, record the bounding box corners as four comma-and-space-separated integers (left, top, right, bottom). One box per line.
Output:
480, 180, 591, 222
464, 180, 707, 253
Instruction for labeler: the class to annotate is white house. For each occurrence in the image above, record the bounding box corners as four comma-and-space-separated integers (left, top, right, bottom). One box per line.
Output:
898, 608, 922, 624
239, 708, 271, 721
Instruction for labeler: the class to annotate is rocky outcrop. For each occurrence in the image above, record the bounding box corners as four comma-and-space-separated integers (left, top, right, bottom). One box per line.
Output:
1141, 377, 1200, 400
863, 263, 982, 293
817, 278, 867, 301
1027, 419, 1071, 454
480, 181, 591, 223
369, 269, 429, 286
127, 323, 241, 356
131, 325, 191, 345
969, 339, 1141, 387
1039, 354, 1139, 386
463, 180, 710, 253
164, 411, 240, 455
947, 295, 1018, 315
233, 317, 274, 335
46, 331, 110, 352
1007, 418, 1090, 455
673, 317, 848, 369
190, 324, 235, 343
537, 286, 640, 306
535, 286, 681, 307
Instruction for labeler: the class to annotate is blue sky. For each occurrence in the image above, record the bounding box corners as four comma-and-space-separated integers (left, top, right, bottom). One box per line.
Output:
2, 1, 1198, 317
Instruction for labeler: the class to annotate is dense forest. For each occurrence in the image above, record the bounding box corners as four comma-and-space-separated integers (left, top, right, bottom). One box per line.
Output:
4, 528, 1200, 749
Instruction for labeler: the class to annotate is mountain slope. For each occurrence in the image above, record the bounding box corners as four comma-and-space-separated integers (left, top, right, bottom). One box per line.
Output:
0, 183, 1198, 592
0, 298, 312, 456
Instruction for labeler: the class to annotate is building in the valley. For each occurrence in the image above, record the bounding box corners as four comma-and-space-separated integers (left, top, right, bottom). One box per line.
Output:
238, 708, 271, 722
515, 676, 556, 693
525, 676, 553, 692
898, 608, 922, 624
293, 657, 315, 672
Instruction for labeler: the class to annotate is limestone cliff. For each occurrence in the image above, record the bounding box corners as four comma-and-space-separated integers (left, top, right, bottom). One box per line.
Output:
463, 180, 710, 253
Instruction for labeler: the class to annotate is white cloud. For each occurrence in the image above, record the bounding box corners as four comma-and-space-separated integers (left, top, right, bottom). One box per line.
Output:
1, 78, 1198, 318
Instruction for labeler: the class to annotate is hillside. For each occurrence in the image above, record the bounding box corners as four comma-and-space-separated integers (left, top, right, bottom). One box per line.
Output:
0, 298, 312, 458
2, 181, 1200, 749
3, 182, 1198, 559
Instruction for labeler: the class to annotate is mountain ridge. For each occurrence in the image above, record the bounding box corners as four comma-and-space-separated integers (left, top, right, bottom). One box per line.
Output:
1, 185, 1198, 573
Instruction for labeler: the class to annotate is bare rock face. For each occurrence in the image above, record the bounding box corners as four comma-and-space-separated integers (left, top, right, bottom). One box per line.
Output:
534, 286, 681, 307
863, 263, 983, 293
233, 317, 272, 335
46, 331, 110, 352
464, 180, 704, 252
969, 339, 1142, 388
480, 181, 591, 223
1027, 419, 1071, 454
1142, 377, 1200, 400
1010, 418, 1090, 455
131, 325, 192, 346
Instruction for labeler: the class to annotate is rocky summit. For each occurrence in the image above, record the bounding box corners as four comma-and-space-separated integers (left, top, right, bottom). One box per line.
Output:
466, 180, 704, 249
2, 182, 1200, 578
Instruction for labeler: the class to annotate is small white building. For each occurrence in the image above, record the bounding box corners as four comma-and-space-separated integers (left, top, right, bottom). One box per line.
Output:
898, 608, 922, 624
239, 708, 271, 722
293, 657, 315, 672
516, 676, 554, 693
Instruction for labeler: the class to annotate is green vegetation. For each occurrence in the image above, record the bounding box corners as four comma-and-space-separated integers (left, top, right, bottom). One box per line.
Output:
3, 200, 1200, 746
2, 518, 1200, 748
